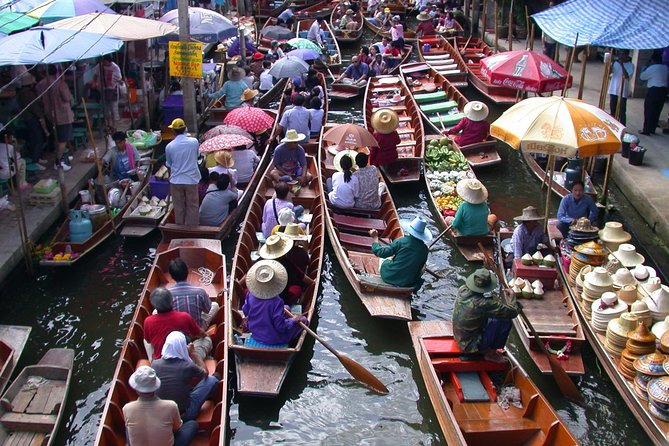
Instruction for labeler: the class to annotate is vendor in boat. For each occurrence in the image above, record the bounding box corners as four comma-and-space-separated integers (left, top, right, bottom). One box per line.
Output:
262, 181, 304, 237
556, 180, 598, 237
369, 108, 401, 168
445, 101, 491, 147
208, 66, 248, 109
369, 216, 431, 288
168, 258, 220, 331
337, 56, 370, 84
240, 88, 259, 107
241, 260, 308, 348
124, 365, 198, 446
165, 118, 201, 226
327, 151, 360, 209
511, 206, 549, 259
445, 178, 497, 236
199, 174, 238, 227
452, 268, 518, 362
415, 11, 436, 37
103, 131, 141, 182
152, 331, 219, 422
269, 129, 312, 186
307, 18, 325, 48
337, 9, 357, 30
258, 232, 313, 305
353, 152, 382, 210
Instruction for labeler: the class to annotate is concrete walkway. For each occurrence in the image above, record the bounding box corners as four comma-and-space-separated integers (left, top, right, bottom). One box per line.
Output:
483, 33, 669, 242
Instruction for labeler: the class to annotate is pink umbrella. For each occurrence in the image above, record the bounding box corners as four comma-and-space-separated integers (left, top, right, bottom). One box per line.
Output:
224, 107, 275, 133
199, 134, 254, 153
480, 50, 572, 93
201, 124, 252, 142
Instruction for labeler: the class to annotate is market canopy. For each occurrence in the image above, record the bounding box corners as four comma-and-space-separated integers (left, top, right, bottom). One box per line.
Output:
50, 13, 178, 41
532, 0, 669, 49
27, 0, 115, 23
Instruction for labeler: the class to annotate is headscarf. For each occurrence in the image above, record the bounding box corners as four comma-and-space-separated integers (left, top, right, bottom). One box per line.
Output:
161, 331, 192, 362
277, 207, 295, 226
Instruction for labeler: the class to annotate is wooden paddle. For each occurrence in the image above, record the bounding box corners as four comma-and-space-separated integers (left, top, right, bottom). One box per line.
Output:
435, 112, 449, 134
428, 224, 453, 249
283, 307, 389, 394
479, 244, 585, 404
378, 238, 441, 280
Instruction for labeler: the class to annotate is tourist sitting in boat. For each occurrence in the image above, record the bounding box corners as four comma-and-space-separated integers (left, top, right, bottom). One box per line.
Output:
268, 40, 285, 60
226, 35, 257, 58
168, 258, 220, 331
327, 151, 360, 209
277, 7, 295, 26
369, 216, 432, 288
309, 97, 324, 137
358, 46, 373, 65
556, 180, 599, 237
197, 165, 211, 203
415, 11, 436, 37
278, 94, 310, 143
374, 35, 391, 53
241, 260, 308, 348
366, 0, 379, 14
369, 108, 400, 168
445, 178, 497, 236
143, 287, 211, 361
153, 331, 219, 422
209, 150, 241, 198
199, 174, 238, 226
269, 130, 312, 186
389, 16, 405, 50
511, 206, 549, 260
262, 181, 304, 237
0, 127, 28, 191
259, 232, 312, 305
240, 88, 258, 107
103, 131, 141, 182
258, 61, 274, 94
208, 66, 248, 109
231, 143, 259, 189
370, 53, 387, 76
383, 41, 402, 70
353, 152, 382, 209
368, 5, 385, 27
307, 18, 325, 47
452, 268, 518, 362
337, 56, 370, 84
249, 52, 265, 77
439, 11, 457, 29
124, 365, 198, 446
445, 101, 491, 147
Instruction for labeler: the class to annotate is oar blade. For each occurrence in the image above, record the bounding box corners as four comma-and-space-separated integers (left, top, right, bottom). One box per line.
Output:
337, 354, 389, 395
546, 352, 584, 404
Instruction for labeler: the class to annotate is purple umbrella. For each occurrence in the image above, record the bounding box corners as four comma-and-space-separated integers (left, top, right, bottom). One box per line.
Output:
287, 48, 321, 61
159, 7, 236, 43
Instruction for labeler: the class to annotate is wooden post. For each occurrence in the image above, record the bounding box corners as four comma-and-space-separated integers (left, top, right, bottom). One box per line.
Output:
178, 0, 197, 132
524, 5, 530, 46
140, 62, 151, 130
481, 0, 487, 41
472, 0, 480, 35
464, 0, 471, 27
543, 155, 555, 233
507, 0, 513, 51
493, 0, 498, 52
528, 23, 535, 51
577, 46, 588, 99
562, 33, 579, 97
598, 51, 612, 109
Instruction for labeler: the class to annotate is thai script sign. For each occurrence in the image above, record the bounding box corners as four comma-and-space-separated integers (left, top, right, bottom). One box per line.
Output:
169, 42, 203, 78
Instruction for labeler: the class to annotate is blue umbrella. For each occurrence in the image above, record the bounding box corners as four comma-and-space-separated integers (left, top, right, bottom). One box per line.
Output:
268, 56, 309, 78
0, 27, 123, 65
0, 0, 44, 13
287, 48, 321, 61
159, 7, 236, 44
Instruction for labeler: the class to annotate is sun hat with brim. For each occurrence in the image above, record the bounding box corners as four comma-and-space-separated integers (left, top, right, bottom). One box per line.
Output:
259, 234, 294, 260
464, 101, 489, 122
599, 221, 632, 243
168, 118, 186, 130
282, 223, 308, 241
609, 243, 645, 268
417, 12, 432, 21
281, 129, 306, 143
569, 217, 599, 233
465, 268, 498, 294
514, 206, 545, 222
241, 89, 259, 102
252, 52, 264, 61
129, 365, 161, 393
456, 178, 488, 204
228, 66, 245, 81
400, 216, 433, 242
214, 150, 235, 167
371, 108, 399, 134
246, 259, 288, 299
333, 149, 358, 172
277, 207, 295, 226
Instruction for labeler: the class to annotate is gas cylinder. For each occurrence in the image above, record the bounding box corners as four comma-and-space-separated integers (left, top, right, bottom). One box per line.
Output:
564, 158, 583, 191
69, 210, 92, 243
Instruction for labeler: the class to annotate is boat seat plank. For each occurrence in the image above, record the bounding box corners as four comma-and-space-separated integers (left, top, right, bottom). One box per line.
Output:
432, 357, 508, 373
414, 91, 448, 102
421, 100, 458, 113
530, 325, 577, 337
333, 214, 386, 232
42, 383, 65, 415
454, 372, 490, 402
26, 382, 57, 414
0, 413, 56, 433
339, 233, 389, 251
458, 418, 540, 434
10, 389, 37, 414
3, 431, 42, 446
264, 185, 318, 200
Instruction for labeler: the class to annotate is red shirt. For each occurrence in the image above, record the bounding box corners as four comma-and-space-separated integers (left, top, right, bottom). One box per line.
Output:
370, 131, 400, 166
144, 311, 201, 360
447, 117, 490, 147
416, 20, 436, 36
384, 47, 400, 57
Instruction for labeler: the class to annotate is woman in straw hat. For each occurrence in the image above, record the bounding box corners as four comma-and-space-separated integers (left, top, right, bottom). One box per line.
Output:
199, 174, 238, 226
210, 150, 241, 198
511, 206, 549, 260
415, 11, 436, 37
208, 66, 248, 109
369, 108, 401, 168
445, 178, 497, 236
240, 88, 259, 107
259, 232, 312, 305
445, 101, 491, 147
241, 260, 308, 348
369, 216, 432, 288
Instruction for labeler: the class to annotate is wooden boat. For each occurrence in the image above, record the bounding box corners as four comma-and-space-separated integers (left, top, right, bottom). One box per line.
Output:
329, 8, 364, 43
95, 239, 229, 446
408, 320, 579, 446
453, 36, 518, 104
0, 325, 31, 396
120, 183, 168, 238
498, 230, 586, 375
416, 35, 468, 88
386, 44, 414, 75
363, 74, 425, 184
258, 77, 288, 109
296, 18, 342, 74
436, 17, 464, 37
522, 151, 598, 200
329, 79, 366, 101
257, 17, 294, 53
399, 62, 501, 168
362, 17, 417, 42
0, 348, 74, 446
255, 0, 290, 20
294, 0, 335, 20
228, 156, 324, 397
319, 123, 413, 320
159, 110, 278, 244
361, 0, 406, 16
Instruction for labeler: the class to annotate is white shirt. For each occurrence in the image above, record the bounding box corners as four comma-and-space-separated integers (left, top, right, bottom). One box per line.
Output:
259, 70, 274, 91
608, 61, 634, 98
307, 21, 323, 45
231, 148, 259, 183
640, 63, 669, 88
309, 108, 324, 135
329, 171, 359, 208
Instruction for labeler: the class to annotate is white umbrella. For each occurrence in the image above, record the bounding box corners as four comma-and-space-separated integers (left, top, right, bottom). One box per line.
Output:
50, 12, 178, 41
268, 56, 309, 79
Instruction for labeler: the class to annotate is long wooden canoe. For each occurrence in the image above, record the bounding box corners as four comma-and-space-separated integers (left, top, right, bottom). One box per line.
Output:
255, 0, 290, 20
329, 78, 366, 101
452, 36, 518, 104
0, 348, 74, 446
296, 18, 342, 74
521, 151, 598, 200
95, 239, 229, 445
258, 77, 288, 109
408, 320, 579, 446
120, 182, 168, 238
360, 0, 406, 16
159, 110, 278, 244
498, 230, 586, 375
257, 17, 295, 53
416, 35, 468, 88
295, 0, 336, 20
362, 17, 417, 41
363, 74, 425, 184
329, 8, 364, 43
0, 325, 31, 396
399, 62, 501, 169
228, 156, 324, 397
319, 123, 413, 320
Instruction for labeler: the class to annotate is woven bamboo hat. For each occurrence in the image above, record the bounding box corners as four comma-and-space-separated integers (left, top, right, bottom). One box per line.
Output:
240, 89, 259, 102
370, 108, 399, 134
464, 101, 489, 122
259, 234, 294, 260
214, 150, 235, 167
514, 206, 545, 222
417, 12, 431, 21
246, 260, 288, 299
282, 223, 308, 241
456, 178, 488, 204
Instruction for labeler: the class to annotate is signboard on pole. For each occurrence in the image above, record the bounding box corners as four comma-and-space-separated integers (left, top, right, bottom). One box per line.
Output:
168, 41, 203, 78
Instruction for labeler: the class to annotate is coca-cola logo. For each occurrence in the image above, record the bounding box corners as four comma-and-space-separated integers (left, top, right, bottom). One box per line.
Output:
491, 77, 531, 90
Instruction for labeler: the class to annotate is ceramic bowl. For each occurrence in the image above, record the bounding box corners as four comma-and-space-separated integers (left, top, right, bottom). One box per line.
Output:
634, 353, 668, 376
648, 377, 669, 409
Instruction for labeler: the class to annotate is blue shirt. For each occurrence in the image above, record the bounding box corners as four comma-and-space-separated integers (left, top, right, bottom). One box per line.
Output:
242, 291, 302, 345
199, 187, 238, 226
279, 105, 311, 141
210, 79, 248, 109
557, 193, 598, 226
165, 134, 201, 185
344, 62, 369, 80
272, 143, 307, 175
511, 223, 548, 259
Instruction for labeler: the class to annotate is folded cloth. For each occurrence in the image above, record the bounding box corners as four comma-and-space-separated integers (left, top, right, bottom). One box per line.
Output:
245, 336, 288, 349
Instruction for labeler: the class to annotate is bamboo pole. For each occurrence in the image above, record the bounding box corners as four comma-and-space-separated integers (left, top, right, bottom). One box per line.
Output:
528, 23, 535, 51
507, 0, 513, 50
577, 46, 588, 99
494, 1, 499, 52
562, 33, 579, 97
4, 136, 33, 276
481, 0, 487, 41
598, 51, 613, 109
524, 5, 530, 42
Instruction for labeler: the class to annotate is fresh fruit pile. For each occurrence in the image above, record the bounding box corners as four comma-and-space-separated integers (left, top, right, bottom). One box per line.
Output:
425, 137, 473, 215
425, 137, 469, 171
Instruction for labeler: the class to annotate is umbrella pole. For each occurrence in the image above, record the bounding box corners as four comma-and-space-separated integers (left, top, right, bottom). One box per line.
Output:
140, 62, 152, 131
600, 57, 627, 206
507, 0, 513, 51
577, 46, 588, 99
239, 26, 247, 65
543, 155, 555, 233
5, 136, 33, 276
493, 1, 499, 52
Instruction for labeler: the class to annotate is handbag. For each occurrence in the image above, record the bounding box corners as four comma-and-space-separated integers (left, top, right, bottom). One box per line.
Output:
118, 80, 128, 97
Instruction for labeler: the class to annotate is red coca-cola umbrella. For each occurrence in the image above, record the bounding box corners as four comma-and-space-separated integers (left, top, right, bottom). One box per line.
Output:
480, 50, 572, 93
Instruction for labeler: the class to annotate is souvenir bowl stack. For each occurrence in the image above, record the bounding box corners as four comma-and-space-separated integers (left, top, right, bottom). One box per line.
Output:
644, 285, 669, 323
591, 292, 628, 334
648, 376, 669, 421
581, 267, 614, 320
599, 221, 632, 252
606, 313, 639, 356
633, 352, 667, 401
569, 240, 606, 284
574, 265, 592, 306
630, 300, 654, 328
619, 323, 657, 380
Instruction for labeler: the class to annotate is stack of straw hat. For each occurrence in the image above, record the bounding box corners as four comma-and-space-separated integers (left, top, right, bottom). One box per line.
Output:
569, 241, 607, 283
591, 292, 628, 334
581, 267, 614, 320
644, 285, 669, 323
608, 243, 645, 268
633, 352, 667, 401
605, 312, 639, 356
599, 221, 632, 252
566, 217, 600, 248
630, 300, 654, 327
652, 316, 669, 341
619, 323, 657, 380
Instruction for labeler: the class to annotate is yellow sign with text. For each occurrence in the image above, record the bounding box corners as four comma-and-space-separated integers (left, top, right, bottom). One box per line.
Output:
168, 42, 203, 78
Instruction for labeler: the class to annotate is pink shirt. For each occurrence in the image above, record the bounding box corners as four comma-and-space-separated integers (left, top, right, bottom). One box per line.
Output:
447, 117, 490, 147
391, 24, 403, 40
